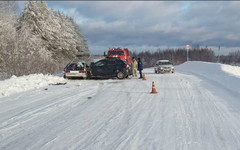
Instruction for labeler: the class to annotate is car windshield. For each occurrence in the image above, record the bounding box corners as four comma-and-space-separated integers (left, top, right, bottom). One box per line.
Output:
158, 62, 172, 65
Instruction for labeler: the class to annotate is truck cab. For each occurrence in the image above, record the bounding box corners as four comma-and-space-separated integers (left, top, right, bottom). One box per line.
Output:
107, 48, 130, 64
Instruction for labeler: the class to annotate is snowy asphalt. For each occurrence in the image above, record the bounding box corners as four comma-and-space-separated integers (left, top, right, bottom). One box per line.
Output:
1, 62, 240, 150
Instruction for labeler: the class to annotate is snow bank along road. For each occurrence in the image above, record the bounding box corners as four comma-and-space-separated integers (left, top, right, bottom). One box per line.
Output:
1, 61, 240, 150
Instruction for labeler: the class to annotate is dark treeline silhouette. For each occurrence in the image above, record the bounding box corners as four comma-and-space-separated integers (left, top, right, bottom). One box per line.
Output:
132, 48, 217, 68
219, 51, 240, 65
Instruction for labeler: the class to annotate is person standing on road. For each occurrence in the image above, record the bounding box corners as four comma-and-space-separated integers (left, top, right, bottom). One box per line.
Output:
131, 57, 138, 77
137, 58, 143, 79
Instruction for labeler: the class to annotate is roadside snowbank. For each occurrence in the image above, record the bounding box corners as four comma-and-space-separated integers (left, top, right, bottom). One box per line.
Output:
176, 61, 240, 94
0, 74, 66, 98
221, 64, 240, 78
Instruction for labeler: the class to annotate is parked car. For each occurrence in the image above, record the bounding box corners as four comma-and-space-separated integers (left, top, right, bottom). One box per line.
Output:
154, 60, 174, 74
90, 58, 130, 79
64, 61, 88, 79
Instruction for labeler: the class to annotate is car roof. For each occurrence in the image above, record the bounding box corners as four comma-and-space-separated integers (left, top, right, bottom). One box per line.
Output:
104, 57, 121, 61
95, 57, 125, 63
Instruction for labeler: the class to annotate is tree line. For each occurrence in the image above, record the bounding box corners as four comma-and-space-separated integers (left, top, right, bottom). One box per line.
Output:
132, 48, 217, 68
219, 51, 240, 66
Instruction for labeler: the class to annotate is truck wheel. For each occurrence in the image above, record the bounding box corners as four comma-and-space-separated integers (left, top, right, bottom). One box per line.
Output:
117, 71, 125, 79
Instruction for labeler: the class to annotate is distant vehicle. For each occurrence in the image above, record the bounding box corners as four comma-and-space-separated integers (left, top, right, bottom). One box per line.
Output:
64, 61, 88, 79
154, 60, 174, 74
107, 47, 131, 64
90, 58, 130, 79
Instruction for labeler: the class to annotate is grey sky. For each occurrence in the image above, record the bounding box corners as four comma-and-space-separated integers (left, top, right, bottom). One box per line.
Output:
18, 1, 240, 55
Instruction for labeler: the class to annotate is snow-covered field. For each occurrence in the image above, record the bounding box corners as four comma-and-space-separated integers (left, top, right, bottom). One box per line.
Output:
1, 61, 240, 150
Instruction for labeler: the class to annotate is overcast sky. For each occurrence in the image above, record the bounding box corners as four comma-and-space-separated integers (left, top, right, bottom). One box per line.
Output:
18, 1, 240, 55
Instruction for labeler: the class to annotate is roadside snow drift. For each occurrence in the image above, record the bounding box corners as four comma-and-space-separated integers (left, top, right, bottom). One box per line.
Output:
176, 61, 240, 95
177, 61, 240, 78
0, 74, 65, 98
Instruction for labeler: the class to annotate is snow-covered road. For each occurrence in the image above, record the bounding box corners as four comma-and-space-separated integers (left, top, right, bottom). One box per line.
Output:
1, 62, 240, 150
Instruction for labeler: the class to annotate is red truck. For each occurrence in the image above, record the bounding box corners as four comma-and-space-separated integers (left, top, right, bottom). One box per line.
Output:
107, 48, 131, 63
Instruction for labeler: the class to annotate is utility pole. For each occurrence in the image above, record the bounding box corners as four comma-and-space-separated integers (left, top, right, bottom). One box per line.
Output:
218, 45, 220, 63
185, 45, 190, 61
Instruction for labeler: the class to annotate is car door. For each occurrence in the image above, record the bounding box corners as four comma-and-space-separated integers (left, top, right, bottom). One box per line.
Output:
91, 60, 107, 76
105, 59, 117, 76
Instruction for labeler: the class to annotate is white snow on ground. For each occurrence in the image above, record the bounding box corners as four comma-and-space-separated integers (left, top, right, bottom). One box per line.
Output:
177, 61, 240, 78
0, 74, 66, 98
176, 61, 240, 95
221, 63, 240, 78
1, 61, 240, 150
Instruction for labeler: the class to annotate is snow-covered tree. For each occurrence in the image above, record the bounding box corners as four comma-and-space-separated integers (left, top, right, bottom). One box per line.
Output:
0, 1, 18, 76
1, 1, 89, 76
17, 1, 89, 72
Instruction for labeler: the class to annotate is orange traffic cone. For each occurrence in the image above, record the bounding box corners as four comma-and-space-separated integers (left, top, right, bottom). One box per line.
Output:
143, 73, 147, 80
142, 73, 146, 80
150, 81, 158, 94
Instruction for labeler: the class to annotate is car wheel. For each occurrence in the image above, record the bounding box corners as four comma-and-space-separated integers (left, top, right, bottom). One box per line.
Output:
117, 71, 125, 79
